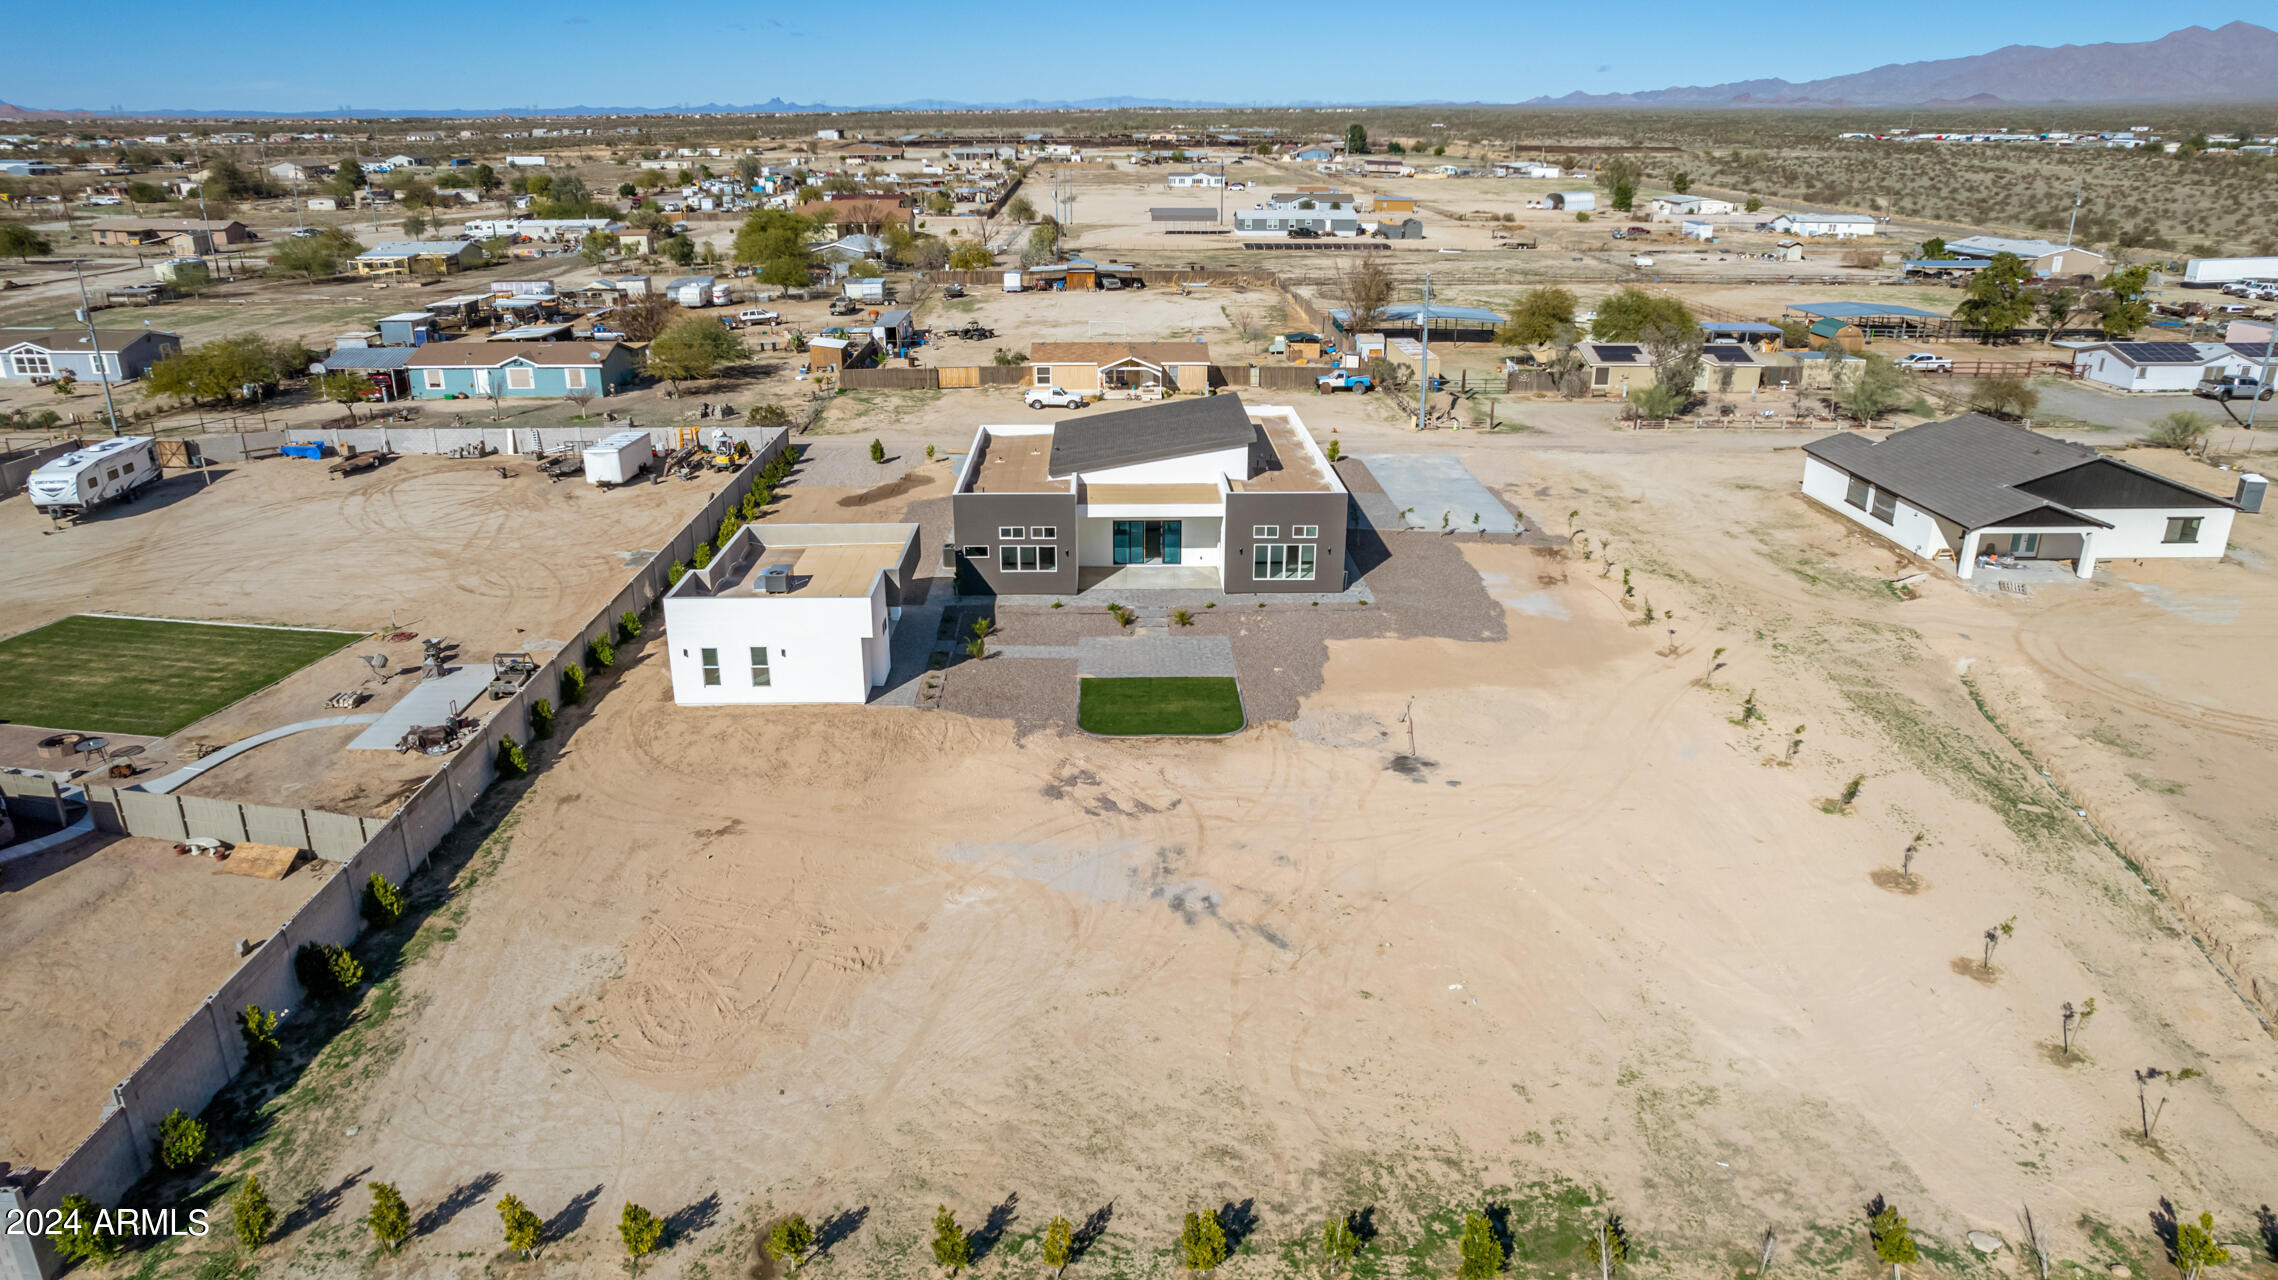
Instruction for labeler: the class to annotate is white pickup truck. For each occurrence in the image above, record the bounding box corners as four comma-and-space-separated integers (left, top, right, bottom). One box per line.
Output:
1893, 352, 1953, 372
1024, 385, 1088, 410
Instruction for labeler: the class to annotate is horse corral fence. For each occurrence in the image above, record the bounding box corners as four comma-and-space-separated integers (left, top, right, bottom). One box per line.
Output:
0, 429, 790, 1280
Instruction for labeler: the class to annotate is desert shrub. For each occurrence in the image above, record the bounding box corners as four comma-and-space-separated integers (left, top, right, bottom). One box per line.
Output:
2146, 410, 2212, 451
156, 1108, 207, 1171
618, 610, 642, 641
561, 661, 588, 704
495, 734, 529, 778
530, 697, 556, 739
362, 873, 407, 927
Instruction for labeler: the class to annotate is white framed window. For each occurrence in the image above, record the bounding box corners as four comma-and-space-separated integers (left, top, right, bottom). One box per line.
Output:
1251, 524, 1278, 538
564, 366, 588, 389
1029, 525, 1056, 539
962, 544, 988, 559
750, 646, 771, 686
423, 368, 445, 390
998, 525, 1024, 540
10, 352, 53, 377
1869, 489, 1897, 524
699, 647, 720, 686
505, 366, 535, 390
1033, 365, 1052, 386
1252, 543, 1316, 581
1293, 525, 1317, 539
998, 545, 1058, 571
2163, 516, 2203, 544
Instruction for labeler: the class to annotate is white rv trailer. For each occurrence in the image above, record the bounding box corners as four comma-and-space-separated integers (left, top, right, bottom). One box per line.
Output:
27, 436, 161, 518
583, 430, 652, 487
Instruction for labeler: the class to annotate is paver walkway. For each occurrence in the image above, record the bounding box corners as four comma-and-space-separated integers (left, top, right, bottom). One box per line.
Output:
1076, 634, 1237, 678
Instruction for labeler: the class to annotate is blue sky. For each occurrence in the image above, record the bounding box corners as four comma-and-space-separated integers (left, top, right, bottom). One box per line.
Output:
11, 3, 2260, 112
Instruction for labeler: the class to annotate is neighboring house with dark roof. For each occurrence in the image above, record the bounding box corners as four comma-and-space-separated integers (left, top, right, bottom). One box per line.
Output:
89, 216, 251, 248
1028, 341, 1212, 394
0, 328, 180, 382
951, 394, 1349, 595
405, 341, 636, 398
1801, 414, 2247, 579
2072, 340, 2256, 392
1578, 342, 1771, 396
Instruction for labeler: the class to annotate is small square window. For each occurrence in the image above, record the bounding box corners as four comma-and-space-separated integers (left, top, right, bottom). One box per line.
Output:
1293, 525, 1317, 539
699, 647, 720, 686
750, 647, 770, 686
1030, 526, 1056, 539
2163, 516, 2203, 544
1033, 365, 1052, 386
505, 366, 535, 390
1252, 524, 1278, 539
998, 525, 1024, 540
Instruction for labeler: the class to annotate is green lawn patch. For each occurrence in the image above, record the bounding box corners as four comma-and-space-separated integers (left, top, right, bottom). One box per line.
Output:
1078, 676, 1245, 736
0, 615, 363, 736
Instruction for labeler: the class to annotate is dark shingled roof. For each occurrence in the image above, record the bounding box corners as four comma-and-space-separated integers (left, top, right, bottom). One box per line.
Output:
318, 347, 418, 370
1048, 394, 1255, 478
1803, 413, 2106, 529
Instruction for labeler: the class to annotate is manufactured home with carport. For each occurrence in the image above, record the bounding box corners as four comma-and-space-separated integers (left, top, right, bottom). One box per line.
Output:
2071, 341, 2255, 393
1801, 414, 2245, 579
405, 341, 636, 398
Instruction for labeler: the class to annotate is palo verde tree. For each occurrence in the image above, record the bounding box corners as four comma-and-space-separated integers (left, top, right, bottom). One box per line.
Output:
1456, 1212, 1505, 1280
1499, 286, 1577, 347
369, 1181, 413, 1252
498, 1193, 544, 1258
931, 1205, 972, 1275
1322, 1214, 1361, 1278
765, 1214, 816, 1270
620, 1202, 664, 1274
1867, 1200, 1919, 1280
647, 316, 743, 391
0, 222, 54, 261
1955, 252, 2034, 344
1041, 1215, 1075, 1278
234, 1173, 277, 1251
1586, 1216, 1631, 1280
1590, 287, 1694, 342
1180, 1209, 1229, 1272
2173, 1212, 2230, 1280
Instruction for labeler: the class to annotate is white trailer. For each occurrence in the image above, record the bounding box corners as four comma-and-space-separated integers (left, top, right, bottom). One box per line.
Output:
583, 430, 652, 487
1002, 270, 1024, 293
2183, 256, 2278, 287
28, 436, 162, 518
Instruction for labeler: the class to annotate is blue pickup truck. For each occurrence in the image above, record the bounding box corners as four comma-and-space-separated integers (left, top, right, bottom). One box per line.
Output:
1317, 372, 1374, 394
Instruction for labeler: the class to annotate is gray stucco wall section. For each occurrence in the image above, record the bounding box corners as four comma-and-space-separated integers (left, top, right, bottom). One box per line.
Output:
1223, 490, 1350, 593
952, 490, 1078, 594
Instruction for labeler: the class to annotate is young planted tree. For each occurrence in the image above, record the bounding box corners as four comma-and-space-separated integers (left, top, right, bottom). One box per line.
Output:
1322, 1215, 1361, 1278
870, 437, 886, 464
317, 370, 370, 424
2173, 1212, 2230, 1280
1586, 1216, 1631, 1280
234, 1173, 277, 1251
2060, 997, 2096, 1056
931, 1206, 972, 1275
1456, 1212, 1505, 1280
1868, 1202, 1919, 1280
49, 1193, 124, 1264
157, 1107, 208, 1170
369, 1181, 412, 1252
620, 1203, 664, 1273
1041, 1215, 1075, 1278
1903, 833, 1923, 883
766, 1214, 816, 1270
363, 872, 407, 926
2135, 1065, 2203, 1138
1982, 915, 2016, 971
1180, 1209, 1229, 1272
498, 1193, 544, 1258
239, 1004, 282, 1065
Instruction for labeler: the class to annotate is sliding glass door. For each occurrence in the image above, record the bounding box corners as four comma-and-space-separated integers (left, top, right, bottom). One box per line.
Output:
1112, 520, 1183, 565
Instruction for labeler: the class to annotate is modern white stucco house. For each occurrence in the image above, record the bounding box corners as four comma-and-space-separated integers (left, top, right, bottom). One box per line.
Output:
1801, 414, 2247, 580
661, 523, 921, 705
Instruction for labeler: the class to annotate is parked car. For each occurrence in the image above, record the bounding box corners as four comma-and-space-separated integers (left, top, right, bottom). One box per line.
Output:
1286, 226, 1322, 239
2195, 375, 2273, 401
1316, 372, 1374, 394
1024, 385, 1088, 410
736, 308, 780, 326
1894, 353, 1953, 372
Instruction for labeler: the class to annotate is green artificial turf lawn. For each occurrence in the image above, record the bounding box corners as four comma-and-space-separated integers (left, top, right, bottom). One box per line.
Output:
0, 615, 363, 737
1077, 676, 1245, 736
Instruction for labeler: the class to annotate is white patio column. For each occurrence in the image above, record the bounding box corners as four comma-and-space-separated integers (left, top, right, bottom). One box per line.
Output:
1957, 529, 1982, 579
2075, 532, 2097, 579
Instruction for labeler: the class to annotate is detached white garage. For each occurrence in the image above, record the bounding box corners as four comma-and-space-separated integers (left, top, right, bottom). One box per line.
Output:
662, 523, 920, 705
1801, 414, 2248, 580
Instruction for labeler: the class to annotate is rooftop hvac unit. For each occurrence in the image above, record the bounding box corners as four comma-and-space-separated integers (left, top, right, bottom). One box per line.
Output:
2238, 473, 2267, 514
758, 564, 792, 594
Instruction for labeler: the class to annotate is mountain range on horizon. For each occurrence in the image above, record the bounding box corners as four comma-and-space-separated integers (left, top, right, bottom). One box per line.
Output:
4, 23, 2277, 120
1530, 21, 2278, 107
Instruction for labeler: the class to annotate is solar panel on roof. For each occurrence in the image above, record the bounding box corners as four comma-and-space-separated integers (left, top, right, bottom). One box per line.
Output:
1704, 346, 1755, 362
1593, 344, 1643, 361
2112, 342, 2205, 363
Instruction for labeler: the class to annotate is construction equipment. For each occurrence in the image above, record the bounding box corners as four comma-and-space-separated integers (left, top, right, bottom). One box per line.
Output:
487, 651, 538, 699
328, 445, 383, 479
707, 432, 752, 471
942, 321, 996, 341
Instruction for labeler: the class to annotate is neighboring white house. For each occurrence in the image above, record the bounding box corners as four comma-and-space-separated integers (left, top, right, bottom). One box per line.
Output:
503, 154, 548, 166
2072, 341, 2254, 393
1801, 413, 2246, 580
1166, 171, 1224, 188
1769, 211, 1878, 238
1681, 219, 1715, 240
1650, 194, 1736, 218
661, 523, 921, 705
1943, 235, 2106, 277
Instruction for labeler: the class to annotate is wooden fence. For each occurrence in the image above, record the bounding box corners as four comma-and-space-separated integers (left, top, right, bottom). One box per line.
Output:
838, 364, 1028, 390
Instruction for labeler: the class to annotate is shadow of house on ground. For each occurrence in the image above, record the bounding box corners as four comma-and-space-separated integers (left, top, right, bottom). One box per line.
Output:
968, 1192, 1019, 1265
415, 1169, 501, 1237
544, 1184, 603, 1245
664, 1192, 721, 1248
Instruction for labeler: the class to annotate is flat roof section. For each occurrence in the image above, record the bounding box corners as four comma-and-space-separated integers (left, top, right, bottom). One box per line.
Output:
1084, 482, 1223, 506
732, 544, 903, 598
1234, 415, 1336, 493
965, 431, 1061, 494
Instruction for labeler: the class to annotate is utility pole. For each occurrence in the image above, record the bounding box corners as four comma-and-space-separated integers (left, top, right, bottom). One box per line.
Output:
2064, 177, 2082, 247
70, 260, 125, 437
2248, 321, 2276, 430
1417, 273, 1432, 433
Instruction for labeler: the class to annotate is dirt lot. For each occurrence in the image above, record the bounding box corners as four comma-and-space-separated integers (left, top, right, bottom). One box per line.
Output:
0, 835, 329, 1171
104, 404, 2278, 1280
